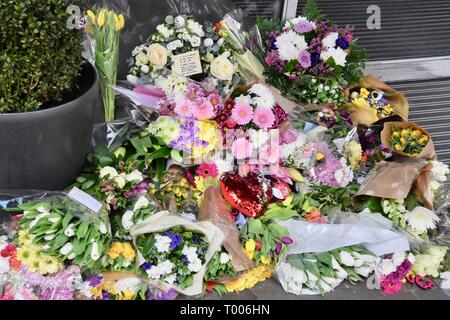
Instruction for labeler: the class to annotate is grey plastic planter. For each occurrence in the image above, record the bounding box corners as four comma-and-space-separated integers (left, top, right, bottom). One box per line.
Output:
0, 62, 99, 190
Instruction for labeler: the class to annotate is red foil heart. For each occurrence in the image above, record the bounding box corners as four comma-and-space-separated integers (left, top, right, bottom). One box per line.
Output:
220, 172, 272, 218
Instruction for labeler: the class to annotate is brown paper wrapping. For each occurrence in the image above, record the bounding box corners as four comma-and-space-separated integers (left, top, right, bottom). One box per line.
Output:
342, 74, 409, 126
198, 186, 254, 273
355, 160, 434, 210
380, 121, 436, 160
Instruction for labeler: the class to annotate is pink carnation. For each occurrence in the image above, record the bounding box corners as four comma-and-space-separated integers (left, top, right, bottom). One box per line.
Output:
231, 103, 254, 125
253, 107, 275, 130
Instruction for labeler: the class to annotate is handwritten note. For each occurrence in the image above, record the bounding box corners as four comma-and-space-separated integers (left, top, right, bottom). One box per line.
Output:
171, 50, 203, 77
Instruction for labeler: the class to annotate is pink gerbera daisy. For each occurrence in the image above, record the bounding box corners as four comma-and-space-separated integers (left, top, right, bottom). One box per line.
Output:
253, 107, 275, 130
193, 99, 215, 120
232, 137, 253, 160
231, 103, 254, 125
208, 92, 222, 107
174, 99, 194, 117
196, 163, 219, 178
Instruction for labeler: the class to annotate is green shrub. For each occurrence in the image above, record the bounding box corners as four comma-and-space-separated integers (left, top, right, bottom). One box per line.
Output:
0, 0, 85, 113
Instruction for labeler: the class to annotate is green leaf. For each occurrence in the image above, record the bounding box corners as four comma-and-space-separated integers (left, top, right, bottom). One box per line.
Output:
247, 219, 264, 235
62, 213, 73, 229
76, 221, 89, 239
316, 252, 333, 266
368, 197, 382, 213
286, 255, 305, 270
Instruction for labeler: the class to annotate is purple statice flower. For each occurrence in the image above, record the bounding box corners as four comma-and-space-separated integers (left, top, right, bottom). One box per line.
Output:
294, 20, 315, 33
147, 288, 178, 300
87, 275, 103, 287
297, 50, 312, 69
182, 254, 190, 265
265, 50, 286, 72
264, 30, 281, 50
309, 62, 333, 76
142, 262, 153, 271
165, 231, 182, 249
336, 36, 349, 49
309, 36, 324, 53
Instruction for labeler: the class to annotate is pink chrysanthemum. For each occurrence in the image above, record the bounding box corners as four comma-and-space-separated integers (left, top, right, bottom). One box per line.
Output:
196, 163, 219, 178
231, 103, 254, 125
174, 99, 194, 117
193, 99, 215, 120
253, 107, 275, 130
232, 137, 253, 160
208, 92, 222, 107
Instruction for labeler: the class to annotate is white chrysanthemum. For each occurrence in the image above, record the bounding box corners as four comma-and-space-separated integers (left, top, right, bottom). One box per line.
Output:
321, 47, 348, 67
380, 259, 397, 276
164, 274, 177, 285
275, 30, 308, 61
248, 83, 271, 97
188, 257, 202, 273
159, 260, 174, 274
252, 94, 276, 110
234, 94, 252, 105
392, 251, 406, 266
220, 252, 230, 264
155, 235, 172, 253
322, 32, 339, 48
405, 206, 440, 234
430, 160, 449, 182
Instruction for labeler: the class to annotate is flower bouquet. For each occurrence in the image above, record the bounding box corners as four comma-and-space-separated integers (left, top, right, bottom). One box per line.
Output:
12, 194, 111, 270
277, 246, 376, 295
343, 75, 409, 126
99, 242, 136, 272
377, 251, 415, 295
127, 15, 239, 96
86, 7, 125, 122
253, 0, 366, 108
130, 211, 224, 296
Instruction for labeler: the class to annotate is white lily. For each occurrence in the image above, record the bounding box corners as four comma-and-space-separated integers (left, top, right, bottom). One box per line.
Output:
59, 242, 73, 255
100, 166, 118, 179
91, 242, 100, 261
64, 224, 75, 237
125, 170, 144, 183
44, 235, 55, 241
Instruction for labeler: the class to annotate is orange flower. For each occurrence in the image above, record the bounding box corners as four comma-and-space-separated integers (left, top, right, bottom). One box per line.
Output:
9, 257, 21, 271
304, 209, 325, 223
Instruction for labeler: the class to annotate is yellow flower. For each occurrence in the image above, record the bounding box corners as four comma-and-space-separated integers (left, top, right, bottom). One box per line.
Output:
352, 98, 369, 108
39, 256, 60, 275
244, 239, 256, 260
86, 10, 96, 25
117, 289, 135, 300
29, 259, 42, 273
97, 9, 106, 27
418, 137, 427, 145
90, 286, 103, 299
400, 137, 407, 144
392, 131, 400, 138
121, 243, 136, 261
411, 130, 421, 138
359, 88, 370, 98
115, 14, 125, 31
194, 176, 205, 192
225, 266, 272, 292
108, 242, 124, 259
401, 129, 410, 137
17, 246, 36, 264
316, 152, 325, 161
260, 255, 271, 265
18, 230, 33, 245
394, 144, 403, 151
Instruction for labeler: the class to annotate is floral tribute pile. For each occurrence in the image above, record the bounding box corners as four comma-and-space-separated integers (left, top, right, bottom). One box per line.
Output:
1, 1, 450, 300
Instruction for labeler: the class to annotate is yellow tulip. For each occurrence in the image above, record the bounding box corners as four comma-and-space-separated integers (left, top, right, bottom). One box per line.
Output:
97, 9, 106, 27
392, 131, 400, 138
394, 144, 403, 151
400, 137, 407, 144
401, 129, 409, 137
115, 14, 125, 31
245, 239, 256, 260
260, 255, 271, 265
86, 10, 96, 25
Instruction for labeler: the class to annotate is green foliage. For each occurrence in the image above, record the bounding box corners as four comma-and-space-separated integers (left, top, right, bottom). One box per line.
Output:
302, 0, 325, 21
0, 0, 85, 113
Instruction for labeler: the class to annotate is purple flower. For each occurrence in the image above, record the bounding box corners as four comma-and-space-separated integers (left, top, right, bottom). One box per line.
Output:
280, 236, 293, 244
165, 231, 182, 249
101, 290, 111, 300
297, 50, 312, 69
234, 212, 249, 230
87, 275, 103, 287
270, 249, 275, 258
147, 288, 178, 300
310, 52, 320, 65
336, 36, 349, 49
192, 236, 201, 245
294, 20, 315, 33
182, 254, 190, 265
142, 262, 153, 271
275, 242, 282, 255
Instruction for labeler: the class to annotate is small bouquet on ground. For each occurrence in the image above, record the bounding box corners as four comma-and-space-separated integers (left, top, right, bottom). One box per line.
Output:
12, 193, 111, 270
277, 246, 376, 295
130, 211, 224, 296
80, 273, 178, 300
377, 251, 416, 295
100, 242, 136, 272
86, 7, 125, 121
127, 15, 239, 96
253, 0, 366, 107
343, 74, 409, 126
204, 251, 237, 282
381, 122, 435, 159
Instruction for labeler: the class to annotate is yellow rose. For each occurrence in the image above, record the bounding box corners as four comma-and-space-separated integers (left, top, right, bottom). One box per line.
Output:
400, 137, 407, 144
108, 242, 124, 259
121, 243, 136, 261
401, 129, 410, 137
411, 130, 421, 138
394, 144, 403, 151
245, 239, 256, 260
210, 56, 235, 81
359, 88, 369, 98
147, 44, 168, 70
392, 131, 400, 138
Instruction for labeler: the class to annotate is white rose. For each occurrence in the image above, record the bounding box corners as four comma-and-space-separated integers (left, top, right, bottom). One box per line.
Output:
189, 35, 201, 47
135, 52, 149, 66
174, 16, 185, 27
147, 43, 168, 70
210, 56, 235, 81
113, 174, 127, 189
187, 20, 204, 37
122, 210, 134, 230
167, 39, 183, 51
156, 24, 172, 38
219, 252, 230, 264
100, 166, 118, 179
91, 242, 100, 261
140, 64, 150, 74
126, 170, 144, 183
59, 242, 73, 256
64, 223, 75, 237
126, 74, 139, 85
204, 38, 214, 47
339, 251, 356, 267
134, 196, 150, 211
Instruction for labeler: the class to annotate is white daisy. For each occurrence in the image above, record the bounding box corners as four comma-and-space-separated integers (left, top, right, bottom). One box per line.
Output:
275, 30, 308, 61
252, 94, 276, 109
405, 206, 440, 234
322, 32, 339, 48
